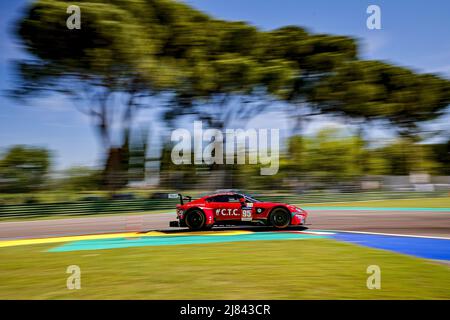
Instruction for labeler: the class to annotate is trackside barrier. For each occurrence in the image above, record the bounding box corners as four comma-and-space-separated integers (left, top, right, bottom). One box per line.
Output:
0, 191, 447, 219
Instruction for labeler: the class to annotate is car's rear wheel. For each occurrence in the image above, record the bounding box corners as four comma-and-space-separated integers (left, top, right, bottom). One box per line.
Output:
185, 209, 206, 231
269, 208, 291, 229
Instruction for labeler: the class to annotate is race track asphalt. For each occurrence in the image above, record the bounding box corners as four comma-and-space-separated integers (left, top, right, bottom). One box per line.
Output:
0, 209, 449, 240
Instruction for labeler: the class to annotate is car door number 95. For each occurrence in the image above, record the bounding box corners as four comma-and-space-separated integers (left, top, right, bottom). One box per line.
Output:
241, 208, 252, 221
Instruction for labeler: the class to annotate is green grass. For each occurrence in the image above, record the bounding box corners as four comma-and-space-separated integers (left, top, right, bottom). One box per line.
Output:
0, 239, 448, 299
299, 197, 450, 208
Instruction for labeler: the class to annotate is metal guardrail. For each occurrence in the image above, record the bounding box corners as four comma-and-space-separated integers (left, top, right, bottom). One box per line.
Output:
0, 199, 179, 219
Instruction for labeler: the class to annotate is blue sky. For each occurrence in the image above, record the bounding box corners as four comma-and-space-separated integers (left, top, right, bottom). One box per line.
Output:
1, 0, 449, 169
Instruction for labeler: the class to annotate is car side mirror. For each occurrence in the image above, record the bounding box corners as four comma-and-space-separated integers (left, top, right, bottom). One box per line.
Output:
239, 198, 246, 207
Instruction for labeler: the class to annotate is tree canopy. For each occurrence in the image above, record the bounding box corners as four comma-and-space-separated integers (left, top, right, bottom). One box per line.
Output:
0, 145, 51, 193
12, 0, 450, 187
311, 60, 450, 135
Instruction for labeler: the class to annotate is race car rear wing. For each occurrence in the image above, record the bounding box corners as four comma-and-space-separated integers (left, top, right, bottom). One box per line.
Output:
168, 193, 192, 205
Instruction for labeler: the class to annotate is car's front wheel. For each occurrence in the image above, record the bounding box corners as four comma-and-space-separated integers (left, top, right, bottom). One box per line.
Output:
269, 208, 291, 229
184, 209, 207, 231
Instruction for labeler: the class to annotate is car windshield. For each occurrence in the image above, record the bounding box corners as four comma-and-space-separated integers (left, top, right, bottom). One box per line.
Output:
243, 195, 262, 203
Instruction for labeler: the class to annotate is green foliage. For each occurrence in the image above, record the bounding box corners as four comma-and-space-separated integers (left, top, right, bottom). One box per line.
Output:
429, 141, 450, 175
54, 166, 102, 191
377, 139, 441, 175
286, 128, 364, 182
284, 130, 443, 181
13, 0, 450, 130
311, 61, 450, 135
12, 0, 450, 191
363, 153, 390, 176
0, 145, 51, 193
14, 0, 362, 109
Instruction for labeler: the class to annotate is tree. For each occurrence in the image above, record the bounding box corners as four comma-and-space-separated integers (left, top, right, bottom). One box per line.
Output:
264, 26, 358, 134
363, 151, 390, 176
13, 0, 294, 189
55, 166, 102, 191
284, 128, 365, 186
13, 0, 180, 189
310, 60, 450, 137
159, 20, 359, 188
377, 138, 440, 175
163, 24, 359, 133
429, 141, 450, 175
13, 0, 449, 191
0, 145, 51, 193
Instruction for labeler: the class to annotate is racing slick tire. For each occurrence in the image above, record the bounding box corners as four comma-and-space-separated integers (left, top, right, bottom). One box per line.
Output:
184, 209, 207, 231
269, 208, 291, 229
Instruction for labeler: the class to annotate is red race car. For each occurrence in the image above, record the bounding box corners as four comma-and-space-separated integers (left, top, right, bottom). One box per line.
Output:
169, 192, 308, 231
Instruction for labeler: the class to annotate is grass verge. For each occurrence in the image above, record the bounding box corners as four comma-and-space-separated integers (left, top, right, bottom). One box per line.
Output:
0, 239, 448, 299
299, 197, 450, 208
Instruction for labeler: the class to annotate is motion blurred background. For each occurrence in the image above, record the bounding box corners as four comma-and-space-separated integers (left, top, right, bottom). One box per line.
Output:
1, 0, 450, 301
1, 0, 450, 213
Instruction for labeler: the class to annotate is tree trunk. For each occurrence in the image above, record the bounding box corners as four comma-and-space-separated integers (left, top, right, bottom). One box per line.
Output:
102, 146, 129, 191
